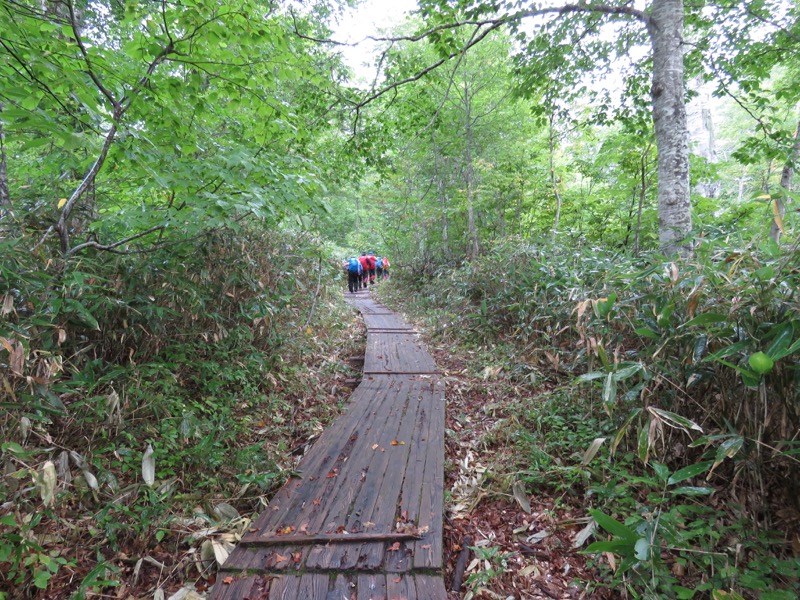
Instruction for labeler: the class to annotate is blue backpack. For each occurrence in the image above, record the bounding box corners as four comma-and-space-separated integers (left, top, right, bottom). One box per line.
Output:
376, 258, 383, 268
348, 257, 360, 273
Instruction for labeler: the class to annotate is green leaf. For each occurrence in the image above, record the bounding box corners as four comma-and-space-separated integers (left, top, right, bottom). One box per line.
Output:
681, 313, 727, 327
577, 371, 606, 382
64, 299, 100, 331
0, 514, 15, 526
670, 486, 715, 496
651, 462, 669, 482
764, 322, 794, 360
692, 334, 708, 363
637, 421, 651, 464
711, 436, 744, 473
613, 363, 642, 381
584, 539, 634, 554
667, 461, 713, 485
647, 407, 703, 432
589, 509, 637, 543
634, 327, 660, 340
704, 340, 750, 362
602, 372, 617, 411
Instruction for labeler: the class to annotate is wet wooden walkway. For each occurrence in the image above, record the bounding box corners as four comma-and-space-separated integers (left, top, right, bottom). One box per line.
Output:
209, 291, 447, 599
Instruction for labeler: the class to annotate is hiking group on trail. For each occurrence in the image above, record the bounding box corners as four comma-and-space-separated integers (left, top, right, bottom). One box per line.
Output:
343, 251, 390, 293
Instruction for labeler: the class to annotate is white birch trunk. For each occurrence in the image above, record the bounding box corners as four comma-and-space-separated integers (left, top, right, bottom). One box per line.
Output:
650, 0, 692, 257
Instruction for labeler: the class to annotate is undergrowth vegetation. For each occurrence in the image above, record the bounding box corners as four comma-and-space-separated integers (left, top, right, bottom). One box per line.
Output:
0, 228, 360, 598
380, 235, 800, 599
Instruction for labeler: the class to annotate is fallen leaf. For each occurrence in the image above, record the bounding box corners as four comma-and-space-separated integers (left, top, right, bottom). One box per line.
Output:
387, 542, 401, 552
292, 552, 302, 563
390, 440, 405, 446
223, 576, 234, 584
312, 498, 321, 505
275, 554, 288, 562
326, 469, 338, 479
371, 443, 379, 450
299, 523, 309, 534
279, 526, 295, 535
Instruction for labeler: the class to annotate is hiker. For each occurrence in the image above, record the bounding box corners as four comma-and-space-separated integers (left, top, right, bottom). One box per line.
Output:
375, 256, 384, 280
358, 252, 370, 289
367, 251, 377, 286
345, 256, 362, 293
381, 256, 390, 279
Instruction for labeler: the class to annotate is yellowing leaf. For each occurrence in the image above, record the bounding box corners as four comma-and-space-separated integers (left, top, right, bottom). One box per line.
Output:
58, 198, 67, 208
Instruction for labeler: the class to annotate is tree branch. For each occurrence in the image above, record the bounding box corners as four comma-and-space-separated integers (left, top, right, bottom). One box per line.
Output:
65, 225, 165, 257
66, 0, 119, 111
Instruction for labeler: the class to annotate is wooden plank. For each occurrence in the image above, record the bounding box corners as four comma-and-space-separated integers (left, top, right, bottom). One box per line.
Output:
364, 334, 437, 374
268, 574, 301, 600
302, 383, 403, 536
386, 573, 416, 600
240, 531, 422, 547
354, 378, 426, 570
297, 572, 329, 599
414, 574, 447, 600
356, 573, 386, 600
327, 574, 353, 600
209, 574, 255, 600
305, 382, 409, 569
414, 377, 445, 569
239, 546, 309, 573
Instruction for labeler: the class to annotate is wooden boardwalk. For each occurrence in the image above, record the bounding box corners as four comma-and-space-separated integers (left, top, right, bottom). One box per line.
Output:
209, 291, 447, 599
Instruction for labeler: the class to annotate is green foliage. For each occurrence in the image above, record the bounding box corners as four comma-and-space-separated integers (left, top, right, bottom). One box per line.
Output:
0, 224, 349, 596
383, 235, 800, 598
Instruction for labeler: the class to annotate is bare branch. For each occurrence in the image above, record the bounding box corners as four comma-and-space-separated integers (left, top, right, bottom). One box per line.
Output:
65, 225, 165, 257
66, 0, 119, 111
347, 2, 652, 116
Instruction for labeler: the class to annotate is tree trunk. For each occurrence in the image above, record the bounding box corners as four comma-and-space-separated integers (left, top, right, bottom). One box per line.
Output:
650, 0, 692, 257
432, 134, 450, 253
773, 118, 800, 244
0, 103, 10, 213
463, 81, 479, 259
548, 113, 563, 242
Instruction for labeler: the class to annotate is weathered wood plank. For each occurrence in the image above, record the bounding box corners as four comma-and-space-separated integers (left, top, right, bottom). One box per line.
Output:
268, 574, 301, 600
362, 312, 413, 330
414, 377, 445, 569
386, 572, 416, 600
298, 572, 329, 598
364, 334, 437, 374
354, 377, 426, 570
306, 382, 409, 569
356, 573, 386, 600
414, 573, 448, 599
240, 531, 422, 547
210, 575, 255, 600
328, 574, 353, 600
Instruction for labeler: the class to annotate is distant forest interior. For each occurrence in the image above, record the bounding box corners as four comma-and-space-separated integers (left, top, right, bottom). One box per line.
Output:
1, 0, 799, 599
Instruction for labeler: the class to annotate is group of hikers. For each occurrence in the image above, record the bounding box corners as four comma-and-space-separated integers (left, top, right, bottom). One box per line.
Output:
343, 251, 390, 293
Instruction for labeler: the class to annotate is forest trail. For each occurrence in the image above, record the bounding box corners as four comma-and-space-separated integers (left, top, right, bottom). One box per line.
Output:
209, 290, 447, 599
